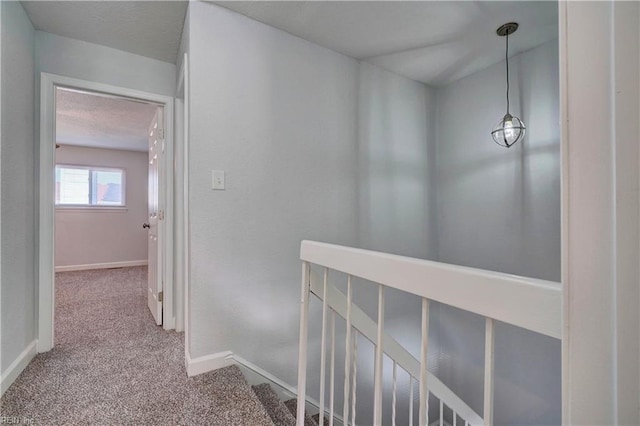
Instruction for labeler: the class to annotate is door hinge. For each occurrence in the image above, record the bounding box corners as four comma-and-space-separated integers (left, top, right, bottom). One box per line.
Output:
158, 128, 165, 139
159, 210, 165, 220
158, 291, 163, 302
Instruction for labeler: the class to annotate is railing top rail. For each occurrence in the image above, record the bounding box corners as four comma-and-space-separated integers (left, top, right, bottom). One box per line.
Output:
300, 240, 561, 339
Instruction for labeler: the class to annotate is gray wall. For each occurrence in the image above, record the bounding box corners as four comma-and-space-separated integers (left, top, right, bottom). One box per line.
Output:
185, 5, 560, 425
2, 17, 178, 376
1, 1, 36, 374
357, 61, 437, 260
433, 40, 561, 425
435, 40, 560, 282
185, 8, 438, 421
54, 146, 148, 268
187, 1, 359, 393
36, 32, 176, 97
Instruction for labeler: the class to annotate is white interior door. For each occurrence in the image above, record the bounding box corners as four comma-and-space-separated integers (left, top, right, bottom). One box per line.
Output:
146, 107, 163, 325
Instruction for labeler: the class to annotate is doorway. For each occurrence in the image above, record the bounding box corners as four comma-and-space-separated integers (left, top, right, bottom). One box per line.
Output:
38, 73, 176, 352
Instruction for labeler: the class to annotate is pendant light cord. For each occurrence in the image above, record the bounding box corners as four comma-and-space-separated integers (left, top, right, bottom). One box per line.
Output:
505, 32, 510, 114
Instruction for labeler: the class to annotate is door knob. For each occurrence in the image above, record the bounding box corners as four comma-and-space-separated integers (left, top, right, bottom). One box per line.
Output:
143, 223, 150, 229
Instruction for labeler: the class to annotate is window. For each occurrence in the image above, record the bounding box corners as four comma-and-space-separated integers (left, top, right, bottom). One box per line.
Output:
55, 165, 125, 207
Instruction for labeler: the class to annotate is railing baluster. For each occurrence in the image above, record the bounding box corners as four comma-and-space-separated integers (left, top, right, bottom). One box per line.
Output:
352, 331, 358, 426
453, 411, 457, 426
373, 284, 385, 425
319, 268, 329, 426
419, 298, 430, 426
439, 400, 443, 426
343, 275, 353, 425
409, 376, 414, 426
329, 309, 336, 426
484, 318, 495, 426
392, 361, 397, 426
296, 262, 311, 426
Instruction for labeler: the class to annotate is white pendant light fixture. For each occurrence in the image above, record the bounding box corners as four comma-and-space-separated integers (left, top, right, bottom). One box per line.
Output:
491, 22, 526, 148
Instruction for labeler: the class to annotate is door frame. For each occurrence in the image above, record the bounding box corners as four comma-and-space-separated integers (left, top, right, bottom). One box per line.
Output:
174, 53, 189, 337
38, 72, 175, 352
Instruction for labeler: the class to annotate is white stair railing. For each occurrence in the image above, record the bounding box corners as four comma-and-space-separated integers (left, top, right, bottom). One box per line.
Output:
296, 241, 561, 426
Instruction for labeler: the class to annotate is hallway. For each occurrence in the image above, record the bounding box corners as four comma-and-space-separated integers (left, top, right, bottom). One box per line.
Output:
0, 267, 273, 425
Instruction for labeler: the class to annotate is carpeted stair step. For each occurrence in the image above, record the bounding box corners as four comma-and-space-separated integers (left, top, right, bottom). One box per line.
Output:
284, 398, 318, 426
252, 383, 296, 426
198, 365, 276, 426
312, 413, 330, 426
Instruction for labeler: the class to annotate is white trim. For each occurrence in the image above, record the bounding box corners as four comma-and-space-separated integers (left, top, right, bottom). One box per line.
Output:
38, 73, 176, 353
1, 341, 37, 396
559, 1, 570, 423
174, 97, 185, 332
38, 73, 56, 352
560, 3, 640, 423
301, 240, 562, 339
54, 260, 148, 273
186, 351, 234, 377
181, 53, 191, 348
163, 98, 175, 332
235, 356, 297, 403
56, 207, 128, 213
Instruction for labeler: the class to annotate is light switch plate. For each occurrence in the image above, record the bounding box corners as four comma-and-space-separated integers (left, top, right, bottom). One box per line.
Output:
212, 170, 225, 190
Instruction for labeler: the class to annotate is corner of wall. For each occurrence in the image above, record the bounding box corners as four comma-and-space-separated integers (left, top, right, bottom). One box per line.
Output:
185, 350, 234, 377
1, 0, 38, 379
0, 340, 37, 397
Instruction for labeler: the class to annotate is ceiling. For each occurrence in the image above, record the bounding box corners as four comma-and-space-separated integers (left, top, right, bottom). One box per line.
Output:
22, 1, 557, 85
56, 88, 158, 152
215, 1, 558, 86
22, 1, 188, 63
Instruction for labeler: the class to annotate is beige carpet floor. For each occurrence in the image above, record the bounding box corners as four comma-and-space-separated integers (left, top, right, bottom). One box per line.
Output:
0, 267, 274, 426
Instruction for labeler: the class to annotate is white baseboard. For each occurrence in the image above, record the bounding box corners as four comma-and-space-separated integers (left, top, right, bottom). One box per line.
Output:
55, 260, 148, 272
186, 350, 234, 377
1, 340, 37, 396
234, 355, 298, 402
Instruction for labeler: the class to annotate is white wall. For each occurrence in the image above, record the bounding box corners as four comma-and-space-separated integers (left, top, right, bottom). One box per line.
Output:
36, 32, 176, 97
187, 0, 358, 393
433, 40, 561, 425
1, 1, 36, 376
54, 146, 148, 269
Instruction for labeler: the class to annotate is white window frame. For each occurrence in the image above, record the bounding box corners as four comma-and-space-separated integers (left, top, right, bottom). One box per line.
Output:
55, 164, 127, 209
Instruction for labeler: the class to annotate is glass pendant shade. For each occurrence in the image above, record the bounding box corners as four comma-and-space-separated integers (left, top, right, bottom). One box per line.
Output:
491, 113, 526, 148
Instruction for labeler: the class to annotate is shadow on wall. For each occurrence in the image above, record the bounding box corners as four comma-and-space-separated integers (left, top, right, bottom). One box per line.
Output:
349, 38, 561, 425
356, 61, 437, 262
430, 39, 561, 426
